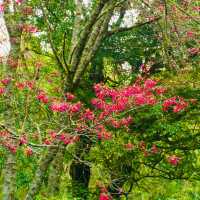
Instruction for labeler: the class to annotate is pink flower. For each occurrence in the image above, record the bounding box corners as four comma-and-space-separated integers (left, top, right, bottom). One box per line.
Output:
98, 111, 109, 120
1, 78, 11, 86
69, 102, 82, 113
50, 102, 69, 112
0, 4, 4, 13
162, 97, 177, 111
110, 118, 121, 128
23, 24, 38, 33
151, 144, 158, 154
19, 135, 28, 145
124, 142, 134, 150
121, 116, 133, 126
173, 100, 188, 113
49, 131, 57, 139
192, 6, 200, 12
15, 82, 26, 90
168, 155, 181, 166
94, 83, 104, 95
103, 131, 112, 140
163, 96, 188, 113
188, 48, 199, 55
43, 138, 51, 145
0, 87, 5, 95
63, 138, 71, 145
82, 109, 95, 120
26, 81, 35, 90
186, 31, 194, 38
25, 147, 33, 156
97, 132, 103, 140
65, 93, 75, 101
158, 4, 164, 12
146, 96, 157, 105
9, 145, 17, 154
60, 133, 66, 141
99, 193, 110, 200
155, 87, 166, 95
37, 92, 48, 104
135, 94, 146, 105
15, 0, 23, 5
122, 85, 142, 97
144, 79, 157, 89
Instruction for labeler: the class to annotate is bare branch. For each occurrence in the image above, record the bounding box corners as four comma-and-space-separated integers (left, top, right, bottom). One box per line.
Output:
107, 17, 161, 37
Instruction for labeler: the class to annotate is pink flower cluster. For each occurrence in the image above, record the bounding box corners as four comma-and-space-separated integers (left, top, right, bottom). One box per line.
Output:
162, 96, 188, 113
50, 102, 69, 112
1, 78, 11, 86
82, 109, 95, 120
168, 155, 181, 166
0, 87, 5, 95
98, 186, 112, 200
99, 193, 111, 200
19, 24, 38, 33
39, 131, 79, 146
124, 142, 134, 150
138, 141, 159, 156
108, 116, 132, 128
59, 133, 79, 145
188, 48, 199, 55
49, 101, 82, 113
95, 125, 112, 140
0, 4, 4, 13
37, 91, 48, 104
92, 79, 159, 114
15, 81, 35, 91
15, 0, 23, 5
192, 6, 200, 12
65, 92, 75, 101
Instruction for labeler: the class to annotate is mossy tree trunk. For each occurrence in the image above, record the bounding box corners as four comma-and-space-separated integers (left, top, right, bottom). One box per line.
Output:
2, 153, 17, 200
27, 1, 128, 198
2, 1, 23, 199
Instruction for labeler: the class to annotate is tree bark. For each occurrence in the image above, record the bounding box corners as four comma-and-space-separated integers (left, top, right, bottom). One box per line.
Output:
2, 1, 19, 199
69, 135, 92, 200
47, 146, 65, 196
89, 57, 104, 83
25, 146, 59, 200
2, 153, 17, 200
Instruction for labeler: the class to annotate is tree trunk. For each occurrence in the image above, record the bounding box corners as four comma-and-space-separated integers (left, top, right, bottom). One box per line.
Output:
70, 161, 91, 200
47, 146, 65, 196
46, 2, 113, 197
2, 2, 19, 199
90, 57, 104, 83
25, 146, 58, 200
2, 153, 17, 200
27, 1, 125, 198
69, 135, 92, 200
